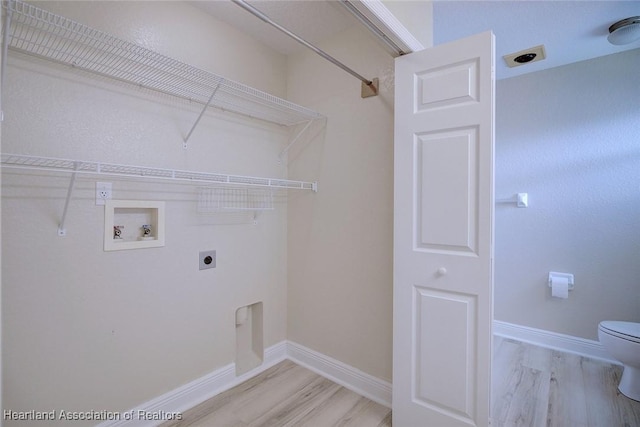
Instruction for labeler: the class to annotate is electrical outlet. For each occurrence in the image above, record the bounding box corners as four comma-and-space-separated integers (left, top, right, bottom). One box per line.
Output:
199, 250, 216, 270
96, 182, 112, 205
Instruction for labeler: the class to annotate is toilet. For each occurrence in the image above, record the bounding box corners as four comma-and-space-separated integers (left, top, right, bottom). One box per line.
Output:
598, 321, 640, 401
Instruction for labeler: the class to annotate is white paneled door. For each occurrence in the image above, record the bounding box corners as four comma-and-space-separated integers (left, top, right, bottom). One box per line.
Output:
393, 32, 495, 426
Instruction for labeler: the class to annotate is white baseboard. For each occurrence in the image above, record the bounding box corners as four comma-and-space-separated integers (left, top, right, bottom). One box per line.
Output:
96, 341, 288, 427
286, 341, 392, 408
493, 320, 617, 364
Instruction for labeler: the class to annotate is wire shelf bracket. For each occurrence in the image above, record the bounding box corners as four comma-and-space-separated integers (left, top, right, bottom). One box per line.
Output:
1, 153, 318, 235
0, 1, 13, 122
57, 161, 79, 236
279, 119, 313, 162
183, 79, 224, 149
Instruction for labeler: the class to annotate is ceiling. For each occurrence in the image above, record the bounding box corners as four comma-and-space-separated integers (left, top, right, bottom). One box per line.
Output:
433, 1, 640, 79
194, 1, 640, 80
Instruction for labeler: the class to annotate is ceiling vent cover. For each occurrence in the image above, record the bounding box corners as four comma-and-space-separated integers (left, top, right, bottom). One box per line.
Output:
503, 45, 546, 68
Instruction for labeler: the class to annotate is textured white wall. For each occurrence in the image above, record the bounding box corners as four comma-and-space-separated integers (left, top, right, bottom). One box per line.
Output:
495, 48, 640, 340
2, 2, 289, 425
286, 25, 396, 383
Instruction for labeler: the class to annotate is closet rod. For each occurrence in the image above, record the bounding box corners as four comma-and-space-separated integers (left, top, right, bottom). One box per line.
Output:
231, 0, 379, 98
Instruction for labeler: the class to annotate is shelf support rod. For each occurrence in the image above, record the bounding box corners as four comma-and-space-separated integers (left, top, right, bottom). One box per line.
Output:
278, 119, 314, 162
1, 1, 14, 122
183, 79, 224, 149
231, 0, 378, 98
58, 161, 80, 236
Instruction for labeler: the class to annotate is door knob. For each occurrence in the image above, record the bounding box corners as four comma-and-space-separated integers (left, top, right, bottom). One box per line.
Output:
437, 267, 447, 276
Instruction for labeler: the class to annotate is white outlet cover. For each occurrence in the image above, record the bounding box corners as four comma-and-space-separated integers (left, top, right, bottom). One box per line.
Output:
96, 182, 112, 205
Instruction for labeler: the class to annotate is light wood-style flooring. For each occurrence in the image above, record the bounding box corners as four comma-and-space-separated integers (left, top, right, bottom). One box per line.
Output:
492, 336, 640, 427
164, 338, 640, 427
161, 360, 391, 427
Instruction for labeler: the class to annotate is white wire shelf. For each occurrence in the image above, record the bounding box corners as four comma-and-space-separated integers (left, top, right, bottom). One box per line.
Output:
1, 153, 317, 191
2, 0, 323, 127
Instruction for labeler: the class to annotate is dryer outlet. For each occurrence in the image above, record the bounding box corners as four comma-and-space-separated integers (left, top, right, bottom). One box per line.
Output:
199, 250, 216, 270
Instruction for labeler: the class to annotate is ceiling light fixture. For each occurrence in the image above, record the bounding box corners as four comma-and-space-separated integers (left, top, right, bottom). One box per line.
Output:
607, 16, 640, 45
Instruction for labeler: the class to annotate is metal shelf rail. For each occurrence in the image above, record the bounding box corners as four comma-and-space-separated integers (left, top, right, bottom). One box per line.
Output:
1, 153, 317, 235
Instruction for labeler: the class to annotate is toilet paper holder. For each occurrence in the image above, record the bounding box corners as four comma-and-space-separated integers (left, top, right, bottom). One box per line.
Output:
548, 272, 574, 290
